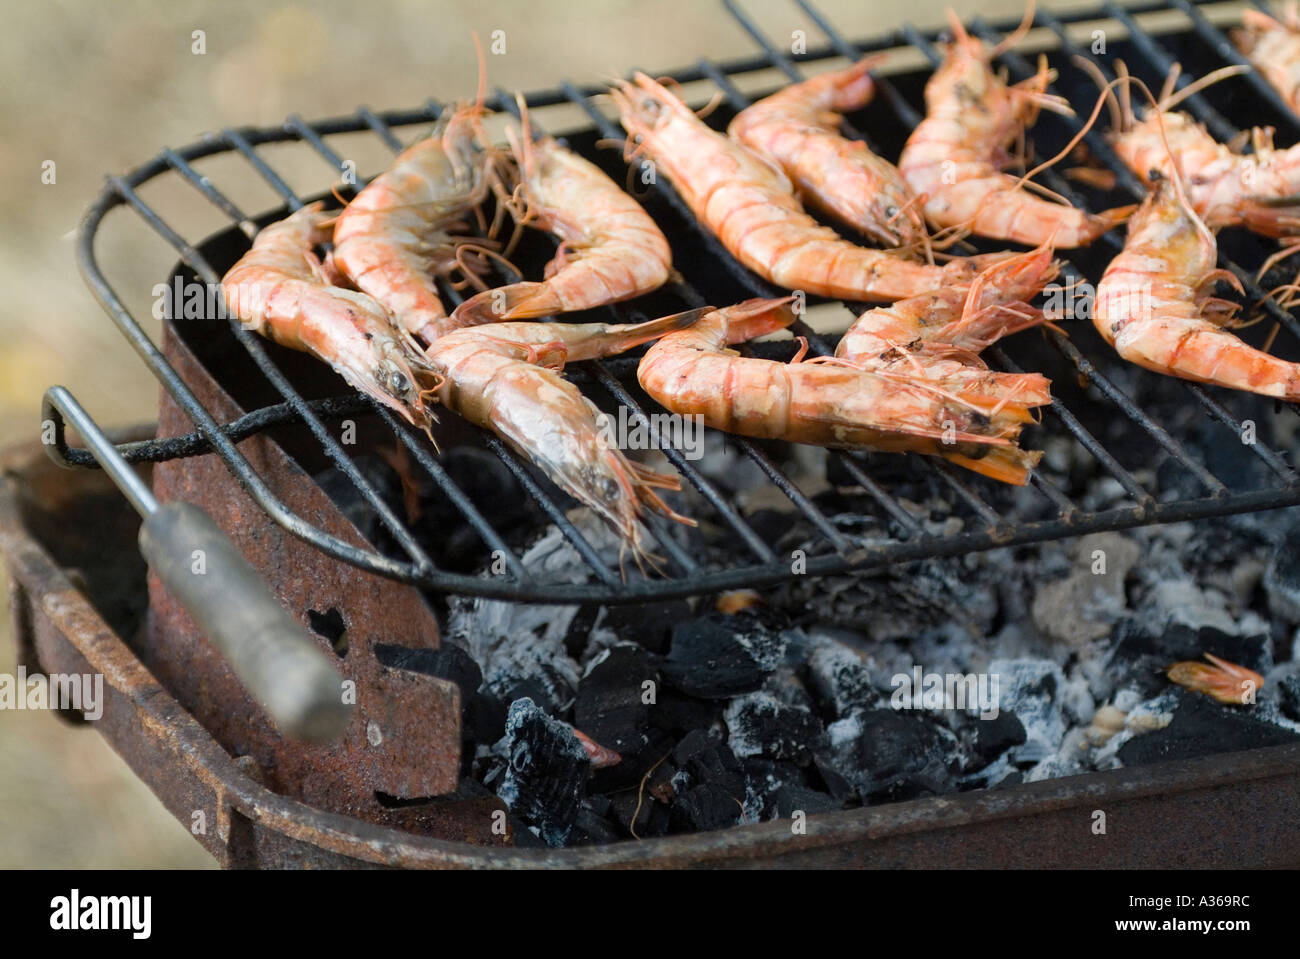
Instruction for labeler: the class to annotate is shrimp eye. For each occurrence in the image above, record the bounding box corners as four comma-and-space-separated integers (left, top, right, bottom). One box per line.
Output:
600, 477, 621, 500
885, 205, 899, 217
388, 370, 410, 396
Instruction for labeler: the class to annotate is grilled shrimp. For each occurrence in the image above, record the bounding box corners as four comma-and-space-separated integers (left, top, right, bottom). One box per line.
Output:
835, 243, 1059, 407
425, 309, 706, 568
898, 10, 1132, 248
638, 298, 1043, 484
1233, 2, 1300, 117
1095, 177, 1300, 399
451, 110, 672, 325
222, 202, 437, 430
612, 72, 1007, 302
727, 58, 928, 249
332, 102, 494, 346
1103, 61, 1300, 238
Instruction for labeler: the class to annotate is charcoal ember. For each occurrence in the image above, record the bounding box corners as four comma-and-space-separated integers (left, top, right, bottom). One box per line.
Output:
1030, 532, 1139, 647
648, 686, 722, 735
569, 800, 622, 846
449, 598, 582, 715
989, 658, 1067, 754
1265, 529, 1300, 625
724, 691, 825, 766
589, 727, 674, 795
610, 790, 669, 838
495, 699, 590, 847
1276, 670, 1300, 723
811, 744, 857, 802
964, 711, 1028, 767
313, 454, 404, 545
763, 667, 816, 710
742, 758, 839, 819
824, 709, 962, 801
672, 728, 746, 799
805, 638, 880, 719
669, 782, 742, 833
1117, 689, 1300, 766
574, 643, 658, 753
661, 610, 790, 699
600, 599, 692, 654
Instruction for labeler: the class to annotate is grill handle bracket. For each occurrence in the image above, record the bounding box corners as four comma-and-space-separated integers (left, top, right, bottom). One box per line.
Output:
41, 386, 350, 744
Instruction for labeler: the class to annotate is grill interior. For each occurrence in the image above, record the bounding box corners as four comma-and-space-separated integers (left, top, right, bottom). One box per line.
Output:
68, 0, 1300, 604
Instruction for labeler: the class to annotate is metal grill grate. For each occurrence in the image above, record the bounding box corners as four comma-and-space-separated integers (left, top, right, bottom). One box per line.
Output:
60, 0, 1300, 603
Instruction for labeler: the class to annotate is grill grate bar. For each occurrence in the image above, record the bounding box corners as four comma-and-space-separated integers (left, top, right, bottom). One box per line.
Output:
1183, 383, 1300, 483
223, 129, 302, 208
109, 175, 443, 575
356, 104, 407, 151
161, 148, 258, 239
825, 453, 926, 536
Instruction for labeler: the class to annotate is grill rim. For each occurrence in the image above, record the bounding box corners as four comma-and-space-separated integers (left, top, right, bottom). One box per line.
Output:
65, 0, 1300, 605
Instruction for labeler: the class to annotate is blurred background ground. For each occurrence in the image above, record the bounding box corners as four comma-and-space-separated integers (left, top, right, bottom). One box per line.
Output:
0, 0, 1051, 867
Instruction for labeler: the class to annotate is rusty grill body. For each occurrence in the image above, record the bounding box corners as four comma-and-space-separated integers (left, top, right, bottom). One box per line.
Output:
11, 0, 1300, 865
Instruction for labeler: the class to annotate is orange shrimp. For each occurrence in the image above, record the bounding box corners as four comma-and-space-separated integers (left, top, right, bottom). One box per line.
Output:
222, 202, 437, 431
332, 102, 496, 346
451, 102, 672, 325
1233, 2, 1300, 117
727, 57, 929, 249
637, 298, 1043, 484
424, 309, 706, 569
611, 72, 1008, 302
1102, 60, 1300, 238
1095, 177, 1300, 399
834, 243, 1059, 407
898, 9, 1132, 248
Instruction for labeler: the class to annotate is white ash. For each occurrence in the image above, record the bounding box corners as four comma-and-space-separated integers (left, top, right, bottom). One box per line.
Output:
988, 658, 1068, 754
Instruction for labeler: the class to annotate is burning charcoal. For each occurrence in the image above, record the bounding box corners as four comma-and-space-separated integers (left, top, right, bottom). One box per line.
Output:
672, 728, 746, 799
1030, 533, 1139, 647
650, 687, 723, 734
574, 643, 658, 754
724, 691, 825, 766
1276, 669, 1300, 723
824, 710, 962, 801
661, 610, 790, 699
772, 783, 842, 818
610, 790, 669, 838
495, 698, 590, 847
1117, 689, 1300, 766
806, 633, 881, 717
1265, 530, 1300, 625
601, 600, 693, 655
988, 658, 1067, 755
965, 711, 1028, 766
742, 758, 837, 820
669, 782, 742, 833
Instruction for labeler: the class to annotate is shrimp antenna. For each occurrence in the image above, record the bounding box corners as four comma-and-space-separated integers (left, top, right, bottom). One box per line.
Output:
1010, 73, 1130, 195
991, 0, 1037, 59
1158, 63, 1250, 113
1072, 55, 1122, 132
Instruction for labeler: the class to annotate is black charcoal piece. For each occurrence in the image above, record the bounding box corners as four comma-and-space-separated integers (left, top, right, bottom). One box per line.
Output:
724, 691, 825, 766
1117, 689, 1300, 766
967, 711, 1028, 766
826, 709, 961, 801
574, 643, 658, 753
772, 783, 841, 819
806, 637, 879, 717
1265, 532, 1300, 624
672, 728, 746, 799
569, 801, 622, 846
588, 727, 673, 795
1277, 670, 1300, 723
649, 687, 722, 734
495, 698, 590, 847
669, 782, 742, 832
661, 611, 788, 698
610, 790, 669, 838
601, 600, 692, 654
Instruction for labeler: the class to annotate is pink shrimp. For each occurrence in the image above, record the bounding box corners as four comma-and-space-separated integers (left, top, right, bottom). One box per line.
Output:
898, 8, 1133, 248
331, 102, 497, 346
424, 309, 707, 569
834, 242, 1060, 408
222, 202, 437, 431
450, 100, 672, 326
727, 57, 929, 249
1233, 2, 1300, 117
611, 72, 1009, 302
637, 298, 1043, 485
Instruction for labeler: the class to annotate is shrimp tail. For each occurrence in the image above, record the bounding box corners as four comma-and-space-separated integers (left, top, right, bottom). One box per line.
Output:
943, 446, 1042, 486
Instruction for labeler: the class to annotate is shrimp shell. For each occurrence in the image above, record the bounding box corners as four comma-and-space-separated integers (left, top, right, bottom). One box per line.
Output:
1233, 2, 1300, 118
898, 15, 1131, 248
728, 58, 927, 248
451, 131, 671, 324
222, 202, 436, 430
637, 298, 1043, 484
612, 72, 1007, 302
332, 103, 491, 345
1095, 179, 1300, 399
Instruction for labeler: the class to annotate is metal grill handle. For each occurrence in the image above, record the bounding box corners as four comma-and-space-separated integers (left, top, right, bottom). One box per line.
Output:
42, 386, 350, 743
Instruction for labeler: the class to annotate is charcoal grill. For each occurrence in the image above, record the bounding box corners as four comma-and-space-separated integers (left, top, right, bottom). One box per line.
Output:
9, 0, 1300, 866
